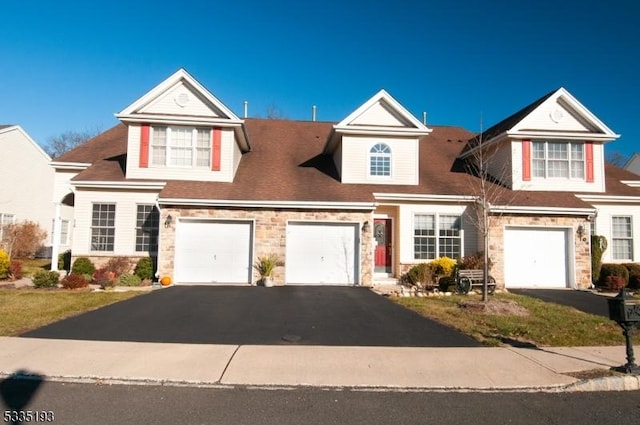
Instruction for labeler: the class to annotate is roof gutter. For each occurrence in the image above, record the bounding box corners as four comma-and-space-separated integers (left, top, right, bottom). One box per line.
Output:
158, 198, 376, 210
489, 205, 596, 216
71, 181, 167, 190
374, 193, 477, 202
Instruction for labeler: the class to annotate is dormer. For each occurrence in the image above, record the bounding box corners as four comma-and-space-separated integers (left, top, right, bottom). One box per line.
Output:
116, 69, 250, 182
323, 89, 432, 185
459, 88, 619, 193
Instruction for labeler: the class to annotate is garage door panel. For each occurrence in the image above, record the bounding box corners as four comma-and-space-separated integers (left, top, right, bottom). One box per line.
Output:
175, 220, 252, 284
504, 227, 568, 288
286, 223, 359, 285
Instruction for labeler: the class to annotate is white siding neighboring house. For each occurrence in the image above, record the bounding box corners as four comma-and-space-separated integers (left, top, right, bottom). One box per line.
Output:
0, 125, 59, 257
624, 153, 640, 176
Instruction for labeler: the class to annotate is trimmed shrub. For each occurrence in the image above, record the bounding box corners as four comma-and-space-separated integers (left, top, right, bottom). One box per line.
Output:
598, 263, 629, 290
8, 260, 23, 281
405, 263, 431, 286
32, 270, 60, 288
118, 273, 142, 287
623, 263, 640, 290
61, 273, 89, 289
134, 257, 154, 280
430, 256, 456, 279
72, 257, 95, 276
105, 257, 131, 277
591, 235, 608, 284
92, 268, 116, 289
58, 250, 71, 272
0, 249, 9, 279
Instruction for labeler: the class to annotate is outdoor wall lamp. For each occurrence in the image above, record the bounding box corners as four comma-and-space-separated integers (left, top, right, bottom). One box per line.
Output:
164, 214, 173, 228
362, 221, 370, 233
576, 224, 585, 240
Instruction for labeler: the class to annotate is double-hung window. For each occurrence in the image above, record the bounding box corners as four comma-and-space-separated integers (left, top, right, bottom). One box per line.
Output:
51, 219, 69, 245
91, 204, 115, 251
0, 213, 15, 241
151, 126, 211, 168
135, 205, 159, 253
369, 143, 391, 177
532, 141, 585, 179
612, 216, 633, 260
414, 214, 462, 260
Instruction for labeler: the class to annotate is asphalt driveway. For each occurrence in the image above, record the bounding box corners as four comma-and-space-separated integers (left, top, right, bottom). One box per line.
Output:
509, 288, 610, 318
21, 286, 480, 347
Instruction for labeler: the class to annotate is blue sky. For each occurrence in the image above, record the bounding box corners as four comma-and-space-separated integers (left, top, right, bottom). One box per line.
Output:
2, 0, 638, 160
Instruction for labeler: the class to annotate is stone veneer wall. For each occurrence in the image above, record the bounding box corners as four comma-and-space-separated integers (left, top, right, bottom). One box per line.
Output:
158, 207, 374, 286
488, 215, 591, 289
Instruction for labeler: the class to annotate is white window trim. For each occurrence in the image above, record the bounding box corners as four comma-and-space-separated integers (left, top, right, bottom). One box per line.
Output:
150, 125, 211, 169
90, 203, 116, 252
531, 140, 585, 180
368, 143, 392, 179
611, 215, 634, 261
412, 213, 463, 260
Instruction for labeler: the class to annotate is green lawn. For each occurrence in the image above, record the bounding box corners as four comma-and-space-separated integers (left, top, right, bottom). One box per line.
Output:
0, 288, 142, 336
394, 292, 639, 347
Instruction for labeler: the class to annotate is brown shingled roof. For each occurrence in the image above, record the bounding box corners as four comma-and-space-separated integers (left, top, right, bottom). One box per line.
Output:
59, 118, 640, 208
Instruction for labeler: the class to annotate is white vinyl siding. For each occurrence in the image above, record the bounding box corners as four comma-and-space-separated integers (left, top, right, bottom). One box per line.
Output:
137, 83, 223, 118
126, 124, 237, 182
340, 135, 418, 185
611, 216, 633, 261
72, 190, 160, 257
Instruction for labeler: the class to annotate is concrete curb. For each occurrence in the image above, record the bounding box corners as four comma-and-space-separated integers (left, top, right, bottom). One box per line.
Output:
559, 375, 640, 392
2, 372, 638, 393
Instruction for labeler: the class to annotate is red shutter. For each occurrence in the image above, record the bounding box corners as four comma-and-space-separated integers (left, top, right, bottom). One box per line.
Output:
212, 127, 221, 171
585, 141, 594, 183
522, 139, 531, 181
139, 124, 150, 168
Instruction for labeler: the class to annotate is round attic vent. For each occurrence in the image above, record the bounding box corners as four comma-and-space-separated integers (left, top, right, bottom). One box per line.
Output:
175, 92, 190, 107
549, 109, 564, 123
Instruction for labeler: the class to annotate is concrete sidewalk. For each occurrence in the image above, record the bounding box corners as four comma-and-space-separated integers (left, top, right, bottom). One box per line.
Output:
1, 337, 638, 392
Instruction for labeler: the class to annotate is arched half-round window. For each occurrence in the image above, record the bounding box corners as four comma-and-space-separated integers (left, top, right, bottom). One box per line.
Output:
369, 143, 391, 177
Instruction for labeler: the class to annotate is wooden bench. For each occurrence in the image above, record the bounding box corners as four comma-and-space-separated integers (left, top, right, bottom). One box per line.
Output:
455, 269, 496, 295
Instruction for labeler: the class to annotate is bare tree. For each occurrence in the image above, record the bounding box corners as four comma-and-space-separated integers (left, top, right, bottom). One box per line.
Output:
462, 134, 516, 302
605, 150, 629, 167
265, 103, 288, 120
45, 127, 101, 158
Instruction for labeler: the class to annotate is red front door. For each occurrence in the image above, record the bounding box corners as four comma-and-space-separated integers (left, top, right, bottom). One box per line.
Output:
374, 219, 392, 273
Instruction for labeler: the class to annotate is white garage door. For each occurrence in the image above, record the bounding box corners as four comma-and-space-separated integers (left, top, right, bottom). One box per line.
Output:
504, 227, 569, 288
174, 220, 253, 284
286, 222, 359, 285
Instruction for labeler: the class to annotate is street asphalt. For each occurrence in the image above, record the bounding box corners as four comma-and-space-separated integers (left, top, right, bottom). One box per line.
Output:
21, 286, 481, 347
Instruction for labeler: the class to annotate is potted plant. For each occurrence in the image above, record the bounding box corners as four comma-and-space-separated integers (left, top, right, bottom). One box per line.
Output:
254, 254, 283, 287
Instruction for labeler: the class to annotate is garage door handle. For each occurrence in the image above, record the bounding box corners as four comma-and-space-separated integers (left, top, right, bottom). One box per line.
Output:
213, 254, 217, 260
321, 256, 324, 262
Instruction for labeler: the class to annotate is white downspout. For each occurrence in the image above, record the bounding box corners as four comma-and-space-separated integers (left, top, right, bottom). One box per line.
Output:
154, 199, 162, 280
